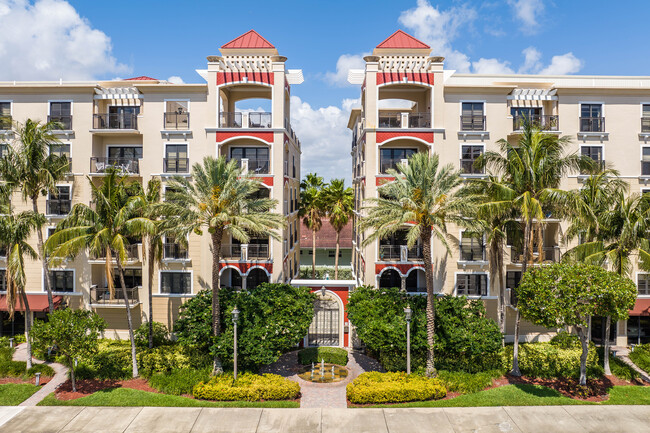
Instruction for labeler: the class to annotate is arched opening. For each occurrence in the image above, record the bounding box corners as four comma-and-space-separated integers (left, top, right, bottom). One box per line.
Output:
246, 268, 269, 289
308, 291, 340, 346
379, 269, 401, 289
406, 269, 426, 293
220, 268, 242, 290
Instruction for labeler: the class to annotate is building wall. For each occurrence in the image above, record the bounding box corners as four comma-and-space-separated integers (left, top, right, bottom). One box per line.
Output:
299, 248, 352, 268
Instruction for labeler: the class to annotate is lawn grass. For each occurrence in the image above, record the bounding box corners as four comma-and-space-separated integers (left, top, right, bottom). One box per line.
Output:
365, 384, 650, 408
629, 346, 650, 374
36, 388, 299, 408
0, 383, 40, 405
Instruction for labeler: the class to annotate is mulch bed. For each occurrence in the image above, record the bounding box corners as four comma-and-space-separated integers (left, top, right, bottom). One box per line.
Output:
0, 376, 53, 386
54, 378, 158, 401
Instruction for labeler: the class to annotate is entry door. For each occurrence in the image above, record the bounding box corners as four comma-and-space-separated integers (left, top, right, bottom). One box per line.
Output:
308, 295, 340, 346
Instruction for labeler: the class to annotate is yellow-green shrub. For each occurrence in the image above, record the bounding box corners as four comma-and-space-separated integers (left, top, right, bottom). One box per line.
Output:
346, 372, 446, 404
193, 373, 300, 401
502, 342, 600, 378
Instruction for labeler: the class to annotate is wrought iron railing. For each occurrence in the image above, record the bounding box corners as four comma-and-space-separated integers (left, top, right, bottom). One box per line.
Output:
248, 244, 270, 258
163, 158, 189, 173
47, 115, 73, 130
163, 112, 189, 130
90, 286, 139, 305
221, 244, 241, 259
90, 157, 140, 174
579, 117, 605, 132
378, 112, 402, 128
93, 113, 138, 130
460, 115, 486, 131
46, 199, 71, 216
513, 115, 559, 131
163, 243, 188, 260
379, 245, 401, 260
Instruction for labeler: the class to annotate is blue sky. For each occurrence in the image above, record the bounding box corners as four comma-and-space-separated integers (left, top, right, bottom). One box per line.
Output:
0, 0, 647, 181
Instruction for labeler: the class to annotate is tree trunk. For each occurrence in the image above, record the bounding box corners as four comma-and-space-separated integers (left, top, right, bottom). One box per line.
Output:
576, 325, 589, 386
211, 228, 224, 375
69, 356, 76, 393
604, 315, 612, 376
20, 290, 32, 370
511, 218, 532, 377
312, 229, 316, 278
490, 237, 506, 344
421, 226, 436, 377
33, 197, 54, 313
334, 231, 340, 280
115, 257, 138, 378
147, 241, 155, 349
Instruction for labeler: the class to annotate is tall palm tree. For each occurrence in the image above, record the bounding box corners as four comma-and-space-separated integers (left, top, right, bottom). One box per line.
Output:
322, 179, 354, 279
477, 120, 590, 376
359, 152, 476, 377
159, 156, 284, 375
0, 203, 41, 370
5, 120, 70, 313
299, 173, 327, 278
46, 171, 154, 377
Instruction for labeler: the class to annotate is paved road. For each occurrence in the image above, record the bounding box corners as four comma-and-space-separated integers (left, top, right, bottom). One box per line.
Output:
1, 405, 649, 433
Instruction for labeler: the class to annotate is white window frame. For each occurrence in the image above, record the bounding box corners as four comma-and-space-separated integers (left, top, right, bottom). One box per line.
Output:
636, 272, 650, 298
158, 270, 193, 296
49, 141, 72, 161
47, 100, 74, 116
458, 229, 487, 262
641, 146, 650, 177
459, 143, 486, 176
454, 271, 491, 298
0, 100, 13, 116
580, 144, 605, 166
45, 268, 75, 294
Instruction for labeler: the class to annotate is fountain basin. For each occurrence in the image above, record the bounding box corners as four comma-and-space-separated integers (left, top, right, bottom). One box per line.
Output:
298, 363, 348, 383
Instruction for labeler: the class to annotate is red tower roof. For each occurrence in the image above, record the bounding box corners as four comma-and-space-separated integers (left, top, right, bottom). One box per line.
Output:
376, 30, 430, 49
124, 76, 157, 81
221, 30, 275, 49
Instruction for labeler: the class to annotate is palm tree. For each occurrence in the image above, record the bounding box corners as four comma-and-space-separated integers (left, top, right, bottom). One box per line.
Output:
359, 152, 476, 377
322, 179, 354, 279
7, 120, 70, 313
299, 173, 327, 278
477, 120, 590, 376
159, 156, 284, 375
46, 171, 154, 377
0, 204, 41, 370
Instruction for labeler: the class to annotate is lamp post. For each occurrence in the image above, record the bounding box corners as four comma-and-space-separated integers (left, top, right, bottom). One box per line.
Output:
232, 306, 240, 381
404, 305, 412, 375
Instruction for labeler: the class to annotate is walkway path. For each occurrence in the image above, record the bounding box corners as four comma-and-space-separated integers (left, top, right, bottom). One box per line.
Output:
612, 346, 650, 384
1, 405, 650, 432
12, 343, 68, 406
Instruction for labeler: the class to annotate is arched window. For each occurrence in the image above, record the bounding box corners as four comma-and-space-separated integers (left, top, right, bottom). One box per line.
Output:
406, 269, 426, 293
246, 268, 269, 289
379, 269, 401, 289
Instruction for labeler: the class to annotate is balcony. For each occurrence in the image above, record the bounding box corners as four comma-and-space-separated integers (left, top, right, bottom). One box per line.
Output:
90, 286, 139, 306
90, 157, 140, 175
460, 115, 486, 131
221, 244, 242, 259
379, 245, 422, 261
46, 199, 71, 216
511, 246, 560, 263
89, 244, 140, 262
378, 112, 431, 129
220, 243, 269, 260
229, 157, 269, 174
579, 117, 605, 133
163, 158, 189, 174
642, 118, 650, 133
513, 115, 558, 132
163, 112, 190, 130
248, 244, 270, 259
0, 115, 11, 130
163, 243, 188, 260
93, 113, 138, 130
460, 245, 486, 262
219, 112, 272, 129
48, 115, 73, 130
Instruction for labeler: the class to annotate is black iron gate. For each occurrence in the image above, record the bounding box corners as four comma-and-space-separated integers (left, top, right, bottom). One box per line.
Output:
308, 296, 339, 346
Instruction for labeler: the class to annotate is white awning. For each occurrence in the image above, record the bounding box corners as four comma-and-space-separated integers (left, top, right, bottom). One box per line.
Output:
348, 69, 365, 85
286, 69, 304, 85
507, 88, 558, 101
94, 87, 143, 100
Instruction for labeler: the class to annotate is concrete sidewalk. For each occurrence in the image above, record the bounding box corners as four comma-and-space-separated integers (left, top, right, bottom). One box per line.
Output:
12, 343, 69, 406
0, 405, 649, 433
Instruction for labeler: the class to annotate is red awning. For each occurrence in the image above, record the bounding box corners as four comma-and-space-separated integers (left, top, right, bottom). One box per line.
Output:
629, 299, 650, 316
0, 294, 62, 312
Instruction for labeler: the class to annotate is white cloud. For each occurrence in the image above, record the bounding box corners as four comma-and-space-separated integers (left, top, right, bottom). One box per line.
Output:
167, 76, 184, 84
508, 0, 545, 34
539, 53, 583, 75
0, 0, 128, 80
472, 58, 514, 74
518, 46, 543, 73
324, 53, 367, 87
290, 96, 353, 184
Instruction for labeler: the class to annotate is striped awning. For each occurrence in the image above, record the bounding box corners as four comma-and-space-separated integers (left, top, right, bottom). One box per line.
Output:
507, 88, 558, 101
94, 87, 142, 100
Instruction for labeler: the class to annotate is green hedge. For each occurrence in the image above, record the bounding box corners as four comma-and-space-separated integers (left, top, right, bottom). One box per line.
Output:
149, 368, 211, 395
193, 373, 300, 402
437, 370, 502, 395
346, 372, 446, 404
298, 347, 348, 366
502, 342, 600, 379
630, 344, 650, 374
298, 267, 352, 280
0, 346, 54, 378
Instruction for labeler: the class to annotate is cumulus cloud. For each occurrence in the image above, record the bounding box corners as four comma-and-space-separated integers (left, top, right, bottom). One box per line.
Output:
0, 0, 129, 80
472, 58, 514, 74
508, 0, 545, 34
167, 76, 184, 84
539, 53, 583, 75
324, 53, 368, 87
290, 96, 353, 184
518, 46, 543, 73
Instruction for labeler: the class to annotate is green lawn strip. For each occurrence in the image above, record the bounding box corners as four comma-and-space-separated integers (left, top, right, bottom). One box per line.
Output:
36, 388, 299, 408
629, 347, 650, 374
0, 383, 40, 405
602, 386, 650, 405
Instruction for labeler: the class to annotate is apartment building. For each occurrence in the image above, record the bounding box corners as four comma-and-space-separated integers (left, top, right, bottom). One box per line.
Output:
0, 30, 302, 337
348, 30, 650, 346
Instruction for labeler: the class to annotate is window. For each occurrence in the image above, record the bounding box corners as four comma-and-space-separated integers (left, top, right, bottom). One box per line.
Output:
581, 146, 604, 172
511, 107, 543, 130
163, 236, 187, 260
643, 148, 650, 176
461, 102, 485, 131
643, 104, 650, 132
49, 102, 72, 129
0, 269, 5, 292
164, 144, 188, 173
164, 100, 189, 130
230, 147, 269, 174
0, 102, 10, 129
580, 104, 604, 132
48, 270, 74, 292
460, 232, 485, 261
161, 271, 191, 294
456, 274, 488, 296
47, 185, 71, 215
460, 145, 484, 175
506, 271, 522, 305
0, 143, 8, 158
112, 268, 142, 289
248, 187, 270, 200
109, 147, 143, 160
328, 250, 342, 258
50, 143, 70, 160
379, 148, 417, 173
107, 106, 139, 129
638, 274, 650, 296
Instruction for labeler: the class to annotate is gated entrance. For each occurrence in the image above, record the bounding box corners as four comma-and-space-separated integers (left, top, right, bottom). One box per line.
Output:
307, 293, 340, 346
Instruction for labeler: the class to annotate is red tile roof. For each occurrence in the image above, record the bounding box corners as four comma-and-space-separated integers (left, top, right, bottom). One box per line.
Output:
301, 218, 353, 249
376, 30, 430, 49
221, 30, 275, 49
124, 76, 157, 81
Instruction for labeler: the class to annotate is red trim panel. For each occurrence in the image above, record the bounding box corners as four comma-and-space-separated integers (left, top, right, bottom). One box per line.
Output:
217, 72, 274, 85
216, 131, 273, 143
258, 176, 273, 186
219, 262, 273, 273
375, 263, 425, 275
376, 131, 434, 144
376, 176, 395, 186
377, 72, 434, 86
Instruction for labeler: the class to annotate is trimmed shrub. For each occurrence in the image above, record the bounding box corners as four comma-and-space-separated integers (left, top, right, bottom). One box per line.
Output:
550, 331, 581, 349
26, 363, 55, 377
346, 372, 446, 404
502, 343, 600, 379
0, 347, 14, 362
135, 322, 171, 348
193, 373, 300, 402
437, 370, 502, 394
0, 360, 27, 377
138, 345, 210, 378
298, 266, 352, 280
298, 347, 348, 366
149, 368, 210, 395
630, 344, 650, 374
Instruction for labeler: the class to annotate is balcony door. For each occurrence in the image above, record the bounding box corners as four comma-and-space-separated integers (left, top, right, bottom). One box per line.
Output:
108, 147, 143, 161
165, 144, 188, 173
230, 147, 269, 174
108, 106, 139, 129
